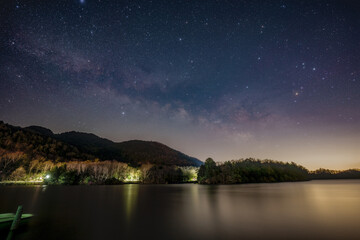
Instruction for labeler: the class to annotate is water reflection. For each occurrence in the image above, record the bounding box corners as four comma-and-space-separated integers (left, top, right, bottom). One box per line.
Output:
0, 180, 359, 240
123, 184, 139, 223
29, 185, 42, 210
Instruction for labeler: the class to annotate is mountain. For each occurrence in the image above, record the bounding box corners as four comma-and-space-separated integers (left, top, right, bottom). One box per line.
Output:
54, 131, 125, 162
0, 121, 93, 164
116, 140, 203, 166
0, 121, 202, 167
56, 131, 115, 150
54, 131, 203, 166
25, 126, 54, 136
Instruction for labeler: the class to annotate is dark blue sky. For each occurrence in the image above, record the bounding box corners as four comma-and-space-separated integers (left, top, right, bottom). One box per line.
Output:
1, 0, 359, 169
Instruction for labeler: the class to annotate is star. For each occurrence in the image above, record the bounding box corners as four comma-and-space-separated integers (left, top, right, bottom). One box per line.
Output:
1, 0, 359, 172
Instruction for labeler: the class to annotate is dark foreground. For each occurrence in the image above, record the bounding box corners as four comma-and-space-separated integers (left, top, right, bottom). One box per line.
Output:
1, 180, 360, 240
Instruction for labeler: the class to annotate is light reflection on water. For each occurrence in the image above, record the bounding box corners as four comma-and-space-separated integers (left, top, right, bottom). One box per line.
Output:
0, 180, 359, 240
124, 184, 139, 223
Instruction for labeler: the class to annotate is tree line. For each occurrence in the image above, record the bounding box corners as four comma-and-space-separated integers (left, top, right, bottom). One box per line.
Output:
2, 151, 360, 185
1, 158, 198, 185
197, 158, 360, 184
198, 158, 309, 184
310, 168, 360, 179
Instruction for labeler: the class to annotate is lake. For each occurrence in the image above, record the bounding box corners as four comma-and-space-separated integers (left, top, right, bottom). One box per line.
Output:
1, 180, 360, 240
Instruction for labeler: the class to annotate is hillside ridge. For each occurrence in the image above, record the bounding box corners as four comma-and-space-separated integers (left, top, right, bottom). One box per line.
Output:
0, 121, 203, 167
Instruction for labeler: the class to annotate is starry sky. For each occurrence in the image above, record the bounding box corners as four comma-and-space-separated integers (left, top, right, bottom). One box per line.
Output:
1, 0, 359, 169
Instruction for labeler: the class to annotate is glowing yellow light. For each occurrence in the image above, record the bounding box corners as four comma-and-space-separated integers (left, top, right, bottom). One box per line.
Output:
124, 171, 140, 182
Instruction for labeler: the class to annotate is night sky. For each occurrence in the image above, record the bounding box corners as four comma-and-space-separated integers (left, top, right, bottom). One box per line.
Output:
1, 0, 359, 169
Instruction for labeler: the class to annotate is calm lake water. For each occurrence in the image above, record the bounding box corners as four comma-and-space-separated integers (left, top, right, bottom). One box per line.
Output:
1, 180, 360, 240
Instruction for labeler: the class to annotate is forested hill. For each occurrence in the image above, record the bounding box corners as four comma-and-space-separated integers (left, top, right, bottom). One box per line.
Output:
0, 121, 202, 168
116, 140, 203, 166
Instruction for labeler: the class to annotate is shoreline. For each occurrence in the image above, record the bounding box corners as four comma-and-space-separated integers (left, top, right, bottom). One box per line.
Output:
2, 179, 359, 186
0, 180, 198, 186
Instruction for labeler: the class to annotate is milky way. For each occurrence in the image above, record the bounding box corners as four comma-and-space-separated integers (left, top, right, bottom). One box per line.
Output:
1, 0, 359, 169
